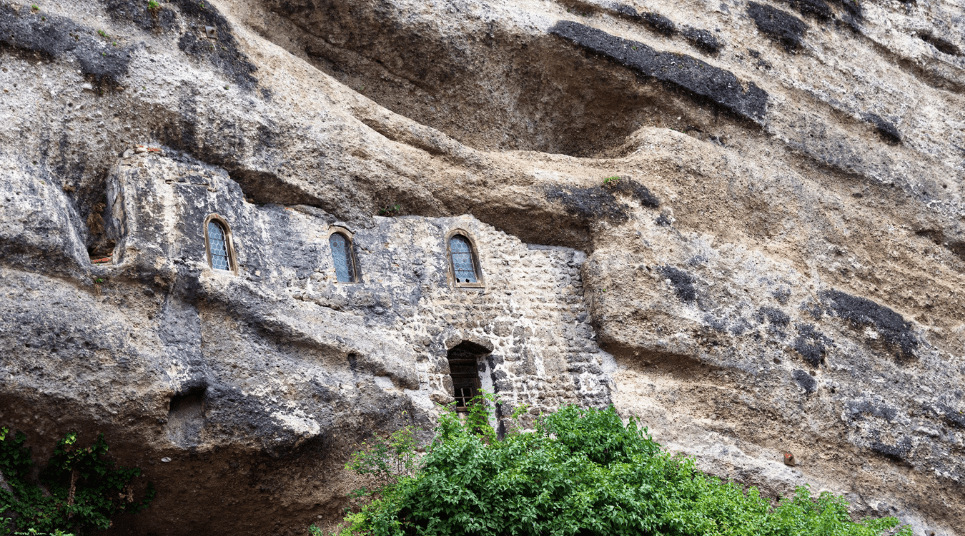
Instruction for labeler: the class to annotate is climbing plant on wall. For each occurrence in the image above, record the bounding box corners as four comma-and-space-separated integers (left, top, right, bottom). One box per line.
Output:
0, 427, 155, 536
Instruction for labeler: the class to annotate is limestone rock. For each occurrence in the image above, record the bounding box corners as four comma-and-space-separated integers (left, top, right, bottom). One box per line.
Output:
0, 0, 963, 534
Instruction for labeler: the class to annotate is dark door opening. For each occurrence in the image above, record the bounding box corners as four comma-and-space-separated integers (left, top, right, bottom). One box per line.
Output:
446, 341, 491, 411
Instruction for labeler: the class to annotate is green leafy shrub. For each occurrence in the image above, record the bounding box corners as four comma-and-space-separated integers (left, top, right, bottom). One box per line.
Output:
319, 402, 910, 536
0, 427, 154, 536
345, 412, 419, 500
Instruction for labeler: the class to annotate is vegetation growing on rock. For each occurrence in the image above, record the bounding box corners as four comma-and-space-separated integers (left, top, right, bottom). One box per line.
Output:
319, 402, 909, 536
0, 428, 154, 536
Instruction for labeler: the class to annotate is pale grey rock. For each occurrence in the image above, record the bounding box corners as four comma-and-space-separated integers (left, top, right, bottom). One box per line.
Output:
0, 0, 964, 534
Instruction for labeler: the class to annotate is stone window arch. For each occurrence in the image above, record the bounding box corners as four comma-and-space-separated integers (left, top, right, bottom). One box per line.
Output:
329, 230, 360, 283
204, 215, 236, 273
447, 230, 483, 287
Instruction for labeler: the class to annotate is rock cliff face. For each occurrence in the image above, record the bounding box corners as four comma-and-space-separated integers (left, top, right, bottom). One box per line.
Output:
0, 0, 963, 534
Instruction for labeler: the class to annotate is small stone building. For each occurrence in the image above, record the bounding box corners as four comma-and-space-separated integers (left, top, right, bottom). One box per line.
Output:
106, 152, 612, 431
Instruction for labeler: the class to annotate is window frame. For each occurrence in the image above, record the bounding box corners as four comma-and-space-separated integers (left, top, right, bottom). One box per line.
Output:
327, 227, 362, 284
203, 214, 238, 274
445, 340, 491, 412
446, 229, 484, 289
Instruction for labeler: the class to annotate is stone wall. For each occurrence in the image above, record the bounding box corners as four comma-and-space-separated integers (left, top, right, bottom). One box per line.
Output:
109, 150, 612, 428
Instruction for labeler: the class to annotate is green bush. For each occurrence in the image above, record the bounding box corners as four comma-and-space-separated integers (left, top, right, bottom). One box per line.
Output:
0, 427, 154, 536
318, 400, 910, 536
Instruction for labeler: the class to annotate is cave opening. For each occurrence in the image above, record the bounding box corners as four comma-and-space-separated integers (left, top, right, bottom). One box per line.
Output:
166, 384, 207, 447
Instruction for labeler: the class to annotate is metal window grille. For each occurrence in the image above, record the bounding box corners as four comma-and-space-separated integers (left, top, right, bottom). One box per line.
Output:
329, 232, 356, 283
447, 342, 487, 411
207, 221, 230, 270
448, 358, 480, 411
449, 235, 478, 283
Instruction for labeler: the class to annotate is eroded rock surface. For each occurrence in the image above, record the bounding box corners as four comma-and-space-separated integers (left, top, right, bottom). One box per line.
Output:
1, 0, 963, 534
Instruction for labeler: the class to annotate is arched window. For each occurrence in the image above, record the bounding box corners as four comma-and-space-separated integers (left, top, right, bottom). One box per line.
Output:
329, 232, 359, 283
448, 233, 481, 285
204, 216, 234, 272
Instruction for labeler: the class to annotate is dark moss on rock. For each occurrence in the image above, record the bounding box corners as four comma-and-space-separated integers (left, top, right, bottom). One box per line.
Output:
629, 182, 660, 208
102, 0, 178, 32
778, 0, 833, 20
658, 265, 697, 302
757, 306, 790, 328
550, 21, 768, 123
545, 178, 658, 224
2, 1, 257, 91
640, 12, 676, 36
169, 0, 259, 90
829, 0, 862, 21
546, 185, 630, 223
820, 289, 918, 360
570, 1, 721, 55
792, 323, 831, 367
863, 113, 902, 143
609, 3, 639, 18
703, 314, 730, 333
792, 369, 817, 393
727, 317, 753, 336
564, 1, 639, 21
682, 26, 723, 53
846, 399, 898, 422
604, 177, 661, 208
772, 287, 791, 304
747, 2, 808, 52
868, 435, 912, 463
0, 5, 133, 85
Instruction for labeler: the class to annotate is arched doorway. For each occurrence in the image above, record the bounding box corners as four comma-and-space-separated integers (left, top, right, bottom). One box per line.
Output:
446, 341, 492, 411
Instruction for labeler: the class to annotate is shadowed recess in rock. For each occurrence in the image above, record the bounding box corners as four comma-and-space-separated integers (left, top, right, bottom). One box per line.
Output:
166, 384, 206, 448
549, 21, 768, 124
862, 113, 902, 144
916, 31, 962, 57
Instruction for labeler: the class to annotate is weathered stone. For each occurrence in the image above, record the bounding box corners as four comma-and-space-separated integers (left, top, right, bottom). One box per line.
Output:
863, 112, 903, 144
2, 0, 965, 534
0, 5, 134, 85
